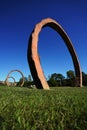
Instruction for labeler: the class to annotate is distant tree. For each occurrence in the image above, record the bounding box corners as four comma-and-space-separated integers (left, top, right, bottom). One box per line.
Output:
47, 73, 58, 87
28, 75, 32, 82
47, 73, 65, 87
24, 77, 28, 82
23, 75, 34, 87
66, 70, 75, 86
82, 72, 87, 86
57, 74, 65, 86
48, 77, 58, 87
17, 75, 34, 87
67, 70, 75, 79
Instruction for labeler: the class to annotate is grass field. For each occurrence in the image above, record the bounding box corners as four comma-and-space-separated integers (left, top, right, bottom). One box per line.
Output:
0, 86, 87, 130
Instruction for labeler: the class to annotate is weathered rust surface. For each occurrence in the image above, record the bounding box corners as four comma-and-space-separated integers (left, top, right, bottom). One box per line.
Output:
6, 76, 16, 86
5, 69, 24, 87
27, 18, 82, 89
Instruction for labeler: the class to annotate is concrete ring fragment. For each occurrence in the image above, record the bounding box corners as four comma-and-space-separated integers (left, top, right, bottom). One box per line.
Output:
27, 18, 82, 89
6, 76, 16, 86
5, 69, 24, 87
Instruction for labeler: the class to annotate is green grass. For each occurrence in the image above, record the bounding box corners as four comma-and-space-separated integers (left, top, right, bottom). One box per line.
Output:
0, 86, 87, 130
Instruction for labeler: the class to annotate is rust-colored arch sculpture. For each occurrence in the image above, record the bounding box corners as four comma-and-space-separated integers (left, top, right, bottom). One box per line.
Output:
27, 18, 82, 89
5, 69, 24, 87
5, 76, 16, 86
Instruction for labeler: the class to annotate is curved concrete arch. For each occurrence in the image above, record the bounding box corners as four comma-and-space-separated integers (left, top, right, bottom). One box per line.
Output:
27, 18, 82, 89
5, 69, 24, 87
6, 76, 16, 86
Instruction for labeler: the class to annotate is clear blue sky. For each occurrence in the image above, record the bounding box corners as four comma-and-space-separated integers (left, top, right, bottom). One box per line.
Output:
0, 0, 87, 81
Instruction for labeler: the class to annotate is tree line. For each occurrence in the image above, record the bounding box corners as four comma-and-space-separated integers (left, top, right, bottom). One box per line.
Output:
48, 71, 87, 87
18, 70, 87, 87
47, 70, 76, 87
